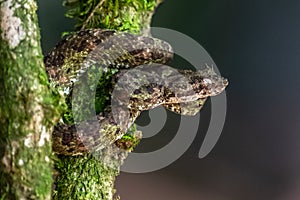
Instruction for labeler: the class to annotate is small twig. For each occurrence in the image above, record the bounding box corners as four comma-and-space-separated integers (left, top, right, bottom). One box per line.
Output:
81, 0, 106, 30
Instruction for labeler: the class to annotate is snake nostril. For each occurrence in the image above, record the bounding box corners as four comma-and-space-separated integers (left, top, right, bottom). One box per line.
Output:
223, 79, 228, 86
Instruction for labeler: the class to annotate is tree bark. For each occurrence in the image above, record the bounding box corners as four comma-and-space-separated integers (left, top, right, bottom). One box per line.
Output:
0, 0, 63, 199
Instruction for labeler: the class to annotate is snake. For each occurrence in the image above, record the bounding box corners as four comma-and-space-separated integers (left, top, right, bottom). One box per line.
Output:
44, 29, 228, 156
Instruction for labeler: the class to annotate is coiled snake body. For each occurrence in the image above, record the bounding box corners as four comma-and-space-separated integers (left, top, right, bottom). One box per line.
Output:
45, 29, 228, 155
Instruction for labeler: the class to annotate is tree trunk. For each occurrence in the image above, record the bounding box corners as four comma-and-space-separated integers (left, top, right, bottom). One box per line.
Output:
0, 0, 63, 199
51, 0, 163, 200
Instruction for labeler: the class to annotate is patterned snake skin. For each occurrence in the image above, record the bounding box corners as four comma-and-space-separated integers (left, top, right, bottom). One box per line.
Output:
44, 29, 228, 155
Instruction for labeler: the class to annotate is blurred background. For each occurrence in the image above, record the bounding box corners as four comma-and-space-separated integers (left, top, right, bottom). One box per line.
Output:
38, 0, 300, 199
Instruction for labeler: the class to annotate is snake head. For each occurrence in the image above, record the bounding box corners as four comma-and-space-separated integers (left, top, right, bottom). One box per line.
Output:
200, 74, 228, 97
180, 65, 228, 99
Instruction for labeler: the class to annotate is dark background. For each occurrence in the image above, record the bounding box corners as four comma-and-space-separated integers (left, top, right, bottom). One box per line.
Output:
38, 1, 300, 199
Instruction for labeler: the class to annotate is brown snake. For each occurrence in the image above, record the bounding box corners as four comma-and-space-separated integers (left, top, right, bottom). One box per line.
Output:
44, 29, 228, 155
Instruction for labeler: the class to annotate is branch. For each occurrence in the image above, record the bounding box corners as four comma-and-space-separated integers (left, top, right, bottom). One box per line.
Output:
51, 0, 164, 199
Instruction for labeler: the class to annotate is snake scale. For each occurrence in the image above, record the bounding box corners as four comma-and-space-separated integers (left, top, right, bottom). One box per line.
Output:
44, 29, 228, 155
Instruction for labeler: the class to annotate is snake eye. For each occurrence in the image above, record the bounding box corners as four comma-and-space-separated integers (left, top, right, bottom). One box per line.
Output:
203, 78, 212, 85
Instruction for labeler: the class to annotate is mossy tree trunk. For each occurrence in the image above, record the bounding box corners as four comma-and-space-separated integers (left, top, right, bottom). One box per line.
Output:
0, 0, 63, 199
52, 1, 163, 200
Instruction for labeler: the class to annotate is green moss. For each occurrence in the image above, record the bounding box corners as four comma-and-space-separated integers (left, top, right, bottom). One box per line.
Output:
62, 67, 119, 124
94, 68, 119, 113
63, 0, 158, 33
116, 127, 142, 151
53, 154, 120, 200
